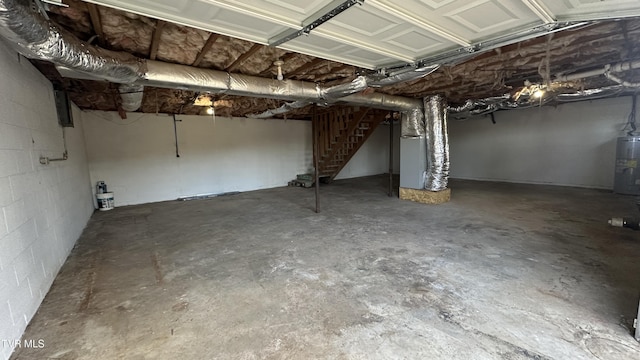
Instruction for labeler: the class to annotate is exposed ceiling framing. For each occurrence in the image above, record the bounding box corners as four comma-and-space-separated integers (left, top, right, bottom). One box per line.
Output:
21, 0, 640, 119
148, 20, 166, 61
192, 33, 221, 67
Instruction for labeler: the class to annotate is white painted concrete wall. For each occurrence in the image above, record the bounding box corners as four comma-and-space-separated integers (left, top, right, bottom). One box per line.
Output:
0, 45, 93, 360
336, 123, 400, 180
82, 112, 312, 205
449, 96, 635, 189
82, 113, 398, 206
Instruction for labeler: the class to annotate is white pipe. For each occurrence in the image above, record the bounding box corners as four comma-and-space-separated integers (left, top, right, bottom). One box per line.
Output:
556, 59, 640, 82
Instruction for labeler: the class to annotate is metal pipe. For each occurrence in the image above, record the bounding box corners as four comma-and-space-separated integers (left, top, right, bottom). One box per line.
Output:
38, 126, 68, 164
313, 106, 320, 213
173, 114, 181, 158
388, 114, 393, 197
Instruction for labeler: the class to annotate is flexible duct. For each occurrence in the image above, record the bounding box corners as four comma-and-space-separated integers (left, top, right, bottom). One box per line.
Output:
248, 65, 440, 116
555, 86, 623, 102
424, 95, 449, 191
401, 107, 425, 138
247, 100, 311, 119
118, 84, 144, 111
0, 0, 422, 113
367, 64, 440, 88
0, 0, 143, 82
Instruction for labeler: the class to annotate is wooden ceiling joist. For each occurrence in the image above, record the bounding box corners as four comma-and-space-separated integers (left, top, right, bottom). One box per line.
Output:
193, 33, 221, 67
149, 20, 167, 60
286, 58, 325, 79
225, 43, 262, 72
86, 3, 105, 47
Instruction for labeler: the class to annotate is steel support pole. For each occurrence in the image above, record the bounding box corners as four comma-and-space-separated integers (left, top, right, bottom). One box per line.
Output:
313, 106, 320, 213
388, 115, 394, 197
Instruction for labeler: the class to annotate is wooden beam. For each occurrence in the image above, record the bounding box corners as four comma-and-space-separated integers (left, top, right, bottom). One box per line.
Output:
286, 58, 325, 79
226, 44, 262, 72
149, 20, 167, 60
193, 33, 220, 67
86, 3, 105, 47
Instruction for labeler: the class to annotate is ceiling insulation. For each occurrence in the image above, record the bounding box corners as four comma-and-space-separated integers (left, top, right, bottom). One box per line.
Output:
16, 0, 640, 119
155, 23, 209, 65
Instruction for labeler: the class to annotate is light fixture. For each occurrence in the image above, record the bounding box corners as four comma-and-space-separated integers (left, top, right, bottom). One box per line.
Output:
206, 107, 214, 115
532, 89, 545, 99
194, 94, 213, 106
274, 60, 284, 81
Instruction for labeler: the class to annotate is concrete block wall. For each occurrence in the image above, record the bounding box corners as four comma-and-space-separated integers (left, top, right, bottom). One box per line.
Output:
449, 96, 636, 189
0, 43, 93, 360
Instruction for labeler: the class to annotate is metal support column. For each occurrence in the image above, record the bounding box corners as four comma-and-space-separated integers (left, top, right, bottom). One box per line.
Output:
388, 115, 394, 197
313, 106, 320, 213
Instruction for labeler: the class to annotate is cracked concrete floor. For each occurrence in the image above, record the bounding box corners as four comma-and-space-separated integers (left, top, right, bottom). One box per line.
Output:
10, 176, 640, 359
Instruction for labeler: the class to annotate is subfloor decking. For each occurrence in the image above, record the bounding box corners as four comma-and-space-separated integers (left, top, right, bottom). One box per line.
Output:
11, 176, 640, 359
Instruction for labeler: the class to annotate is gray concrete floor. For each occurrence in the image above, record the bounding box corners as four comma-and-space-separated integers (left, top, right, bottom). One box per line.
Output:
11, 176, 640, 359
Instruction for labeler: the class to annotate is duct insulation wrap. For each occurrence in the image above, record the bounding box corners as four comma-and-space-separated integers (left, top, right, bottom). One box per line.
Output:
401, 107, 425, 138
555, 86, 623, 102
368, 64, 440, 88
340, 92, 421, 111
0, 0, 142, 83
141, 61, 320, 100
247, 100, 311, 118
0, 0, 423, 114
424, 95, 450, 191
322, 76, 368, 101
118, 84, 144, 112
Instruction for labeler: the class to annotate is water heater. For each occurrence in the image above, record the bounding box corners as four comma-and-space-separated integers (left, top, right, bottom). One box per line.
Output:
614, 136, 640, 195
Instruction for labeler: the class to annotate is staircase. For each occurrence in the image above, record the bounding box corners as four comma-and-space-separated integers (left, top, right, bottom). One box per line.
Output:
313, 107, 385, 181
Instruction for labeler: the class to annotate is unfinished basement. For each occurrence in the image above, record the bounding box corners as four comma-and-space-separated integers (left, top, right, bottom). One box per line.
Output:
0, 0, 640, 359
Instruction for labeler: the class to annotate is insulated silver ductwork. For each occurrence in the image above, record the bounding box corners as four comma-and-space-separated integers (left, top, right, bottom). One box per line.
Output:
400, 107, 425, 138
247, 100, 311, 119
138, 59, 425, 111
0, 0, 422, 114
118, 84, 144, 112
555, 86, 624, 102
447, 83, 638, 119
0, 0, 143, 82
248, 64, 439, 118
424, 95, 449, 191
